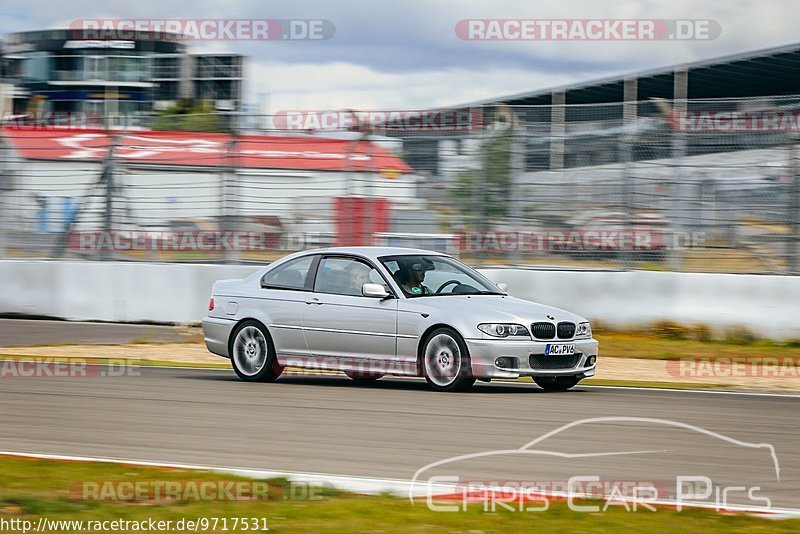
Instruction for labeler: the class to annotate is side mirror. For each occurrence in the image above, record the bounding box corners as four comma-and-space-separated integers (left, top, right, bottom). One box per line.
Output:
496, 282, 508, 292
362, 283, 390, 298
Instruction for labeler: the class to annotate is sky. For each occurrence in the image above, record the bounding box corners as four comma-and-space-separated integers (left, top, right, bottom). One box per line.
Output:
1, 0, 799, 112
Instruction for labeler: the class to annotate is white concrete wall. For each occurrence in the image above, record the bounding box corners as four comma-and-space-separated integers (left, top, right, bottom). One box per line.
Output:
1, 260, 798, 339
483, 268, 800, 339
0, 260, 257, 324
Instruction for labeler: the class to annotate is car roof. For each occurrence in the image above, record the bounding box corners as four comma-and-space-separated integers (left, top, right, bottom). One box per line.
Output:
301, 246, 447, 261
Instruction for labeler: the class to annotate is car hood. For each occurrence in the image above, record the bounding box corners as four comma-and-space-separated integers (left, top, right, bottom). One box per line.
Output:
405, 295, 587, 325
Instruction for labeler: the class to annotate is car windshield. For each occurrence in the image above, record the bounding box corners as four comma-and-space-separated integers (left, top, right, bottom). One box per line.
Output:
380, 254, 504, 298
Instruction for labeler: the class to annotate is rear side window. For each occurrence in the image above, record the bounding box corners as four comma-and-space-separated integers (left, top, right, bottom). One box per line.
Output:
314, 257, 385, 296
261, 256, 314, 290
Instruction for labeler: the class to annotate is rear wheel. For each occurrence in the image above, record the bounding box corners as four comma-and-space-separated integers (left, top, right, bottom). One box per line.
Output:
533, 375, 581, 391
421, 328, 475, 392
230, 321, 284, 382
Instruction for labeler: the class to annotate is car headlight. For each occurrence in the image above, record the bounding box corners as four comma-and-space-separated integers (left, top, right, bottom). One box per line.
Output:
478, 323, 531, 338
575, 322, 592, 339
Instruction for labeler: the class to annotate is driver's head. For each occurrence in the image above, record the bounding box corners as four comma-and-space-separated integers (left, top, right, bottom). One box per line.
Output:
402, 257, 434, 286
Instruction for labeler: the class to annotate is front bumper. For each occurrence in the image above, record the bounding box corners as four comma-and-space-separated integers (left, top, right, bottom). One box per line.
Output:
465, 337, 598, 380
202, 316, 236, 358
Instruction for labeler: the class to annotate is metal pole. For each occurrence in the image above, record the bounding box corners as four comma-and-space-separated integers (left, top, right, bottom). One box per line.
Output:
550, 92, 565, 171
102, 135, 119, 260
224, 133, 240, 263
508, 127, 525, 265
104, 142, 116, 233
788, 133, 799, 274
621, 78, 638, 269
669, 69, 688, 271
473, 110, 490, 265
620, 133, 635, 269
0, 133, 8, 259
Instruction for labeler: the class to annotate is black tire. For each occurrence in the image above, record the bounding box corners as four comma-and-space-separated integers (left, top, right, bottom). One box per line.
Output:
343, 370, 384, 381
533, 375, 581, 392
421, 327, 475, 392
229, 320, 284, 382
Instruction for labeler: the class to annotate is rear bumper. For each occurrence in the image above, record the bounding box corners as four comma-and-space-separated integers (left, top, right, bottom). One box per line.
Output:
465, 337, 598, 380
202, 316, 236, 358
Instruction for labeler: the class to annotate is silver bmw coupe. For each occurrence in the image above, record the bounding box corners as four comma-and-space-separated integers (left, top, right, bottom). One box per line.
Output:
202, 247, 598, 392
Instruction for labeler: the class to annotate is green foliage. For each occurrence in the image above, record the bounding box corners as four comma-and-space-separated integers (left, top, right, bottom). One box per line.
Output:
688, 323, 714, 342
449, 127, 515, 227
151, 98, 226, 133
722, 327, 761, 345
650, 320, 691, 340
649, 321, 716, 342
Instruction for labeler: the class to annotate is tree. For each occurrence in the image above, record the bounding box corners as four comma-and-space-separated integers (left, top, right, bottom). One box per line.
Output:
449, 133, 513, 228
151, 99, 226, 132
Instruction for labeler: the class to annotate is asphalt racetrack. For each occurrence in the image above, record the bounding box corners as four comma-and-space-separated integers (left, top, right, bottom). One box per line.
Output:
0, 364, 798, 511
0, 318, 194, 346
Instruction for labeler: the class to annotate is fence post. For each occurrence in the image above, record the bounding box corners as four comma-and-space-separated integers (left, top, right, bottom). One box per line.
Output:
222, 133, 240, 263
508, 127, 525, 265
473, 111, 489, 264
789, 132, 799, 274
621, 79, 638, 269
102, 135, 119, 261
550, 92, 565, 170
620, 132, 635, 269
668, 70, 688, 271
0, 133, 7, 259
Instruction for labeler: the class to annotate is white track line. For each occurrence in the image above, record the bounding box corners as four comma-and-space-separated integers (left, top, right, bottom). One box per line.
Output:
0, 450, 429, 496
2, 358, 799, 397
580, 385, 800, 398
0, 450, 798, 518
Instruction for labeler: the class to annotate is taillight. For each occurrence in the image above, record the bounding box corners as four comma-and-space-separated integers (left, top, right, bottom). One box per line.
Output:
208, 297, 215, 311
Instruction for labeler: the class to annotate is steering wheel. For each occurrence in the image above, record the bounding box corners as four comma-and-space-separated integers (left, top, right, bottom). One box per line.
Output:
436, 280, 462, 293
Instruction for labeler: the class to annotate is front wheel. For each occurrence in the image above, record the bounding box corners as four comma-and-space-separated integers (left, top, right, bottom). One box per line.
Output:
230, 321, 284, 382
421, 328, 475, 392
533, 375, 581, 392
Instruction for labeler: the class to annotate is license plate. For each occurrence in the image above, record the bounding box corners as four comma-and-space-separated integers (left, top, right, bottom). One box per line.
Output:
545, 344, 576, 356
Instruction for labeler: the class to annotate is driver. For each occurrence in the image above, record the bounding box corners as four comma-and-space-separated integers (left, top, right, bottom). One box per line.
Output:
397, 259, 433, 296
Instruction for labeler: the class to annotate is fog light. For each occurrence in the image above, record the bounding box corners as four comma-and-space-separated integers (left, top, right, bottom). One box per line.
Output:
495, 357, 518, 369
586, 355, 597, 367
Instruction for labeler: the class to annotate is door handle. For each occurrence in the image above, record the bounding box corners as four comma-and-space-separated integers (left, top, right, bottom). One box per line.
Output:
305, 297, 322, 305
